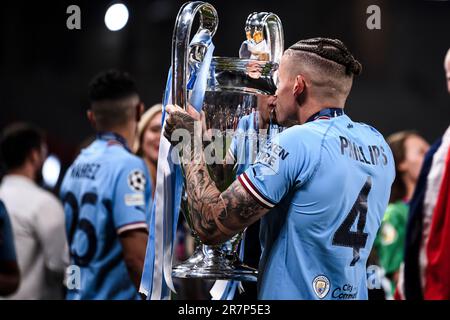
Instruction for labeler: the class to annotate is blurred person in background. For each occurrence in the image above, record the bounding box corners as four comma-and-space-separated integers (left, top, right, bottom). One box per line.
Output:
0, 124, 68, 299
372, 131, 429, 298
397, 48, 450, 300
446, 48, 450, 93
0, 199, 20, 296
60, 70, 151, 300
134, 103, 162, 198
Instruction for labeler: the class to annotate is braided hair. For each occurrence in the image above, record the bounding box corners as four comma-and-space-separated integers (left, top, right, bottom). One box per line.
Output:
288, 38, 362, 76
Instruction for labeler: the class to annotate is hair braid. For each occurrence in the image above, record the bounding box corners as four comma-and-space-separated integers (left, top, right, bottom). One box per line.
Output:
289, 38, 362, 76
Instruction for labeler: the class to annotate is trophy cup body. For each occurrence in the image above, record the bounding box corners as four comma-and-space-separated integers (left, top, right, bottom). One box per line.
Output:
171, 2, 283, 282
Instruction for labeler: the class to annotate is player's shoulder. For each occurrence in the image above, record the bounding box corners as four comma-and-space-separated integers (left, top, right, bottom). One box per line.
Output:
110, 152, 147, 192
109, 150, 146, 179
265, 125, 323, 166
355, 121, 385, 138
275, 122, 326, 149
279, 122, 324, 138
347, 119, 392, 151
112, 153, 147, 196
97, 143, 145, 170
117, 151, 146, 171
65, 145, 145, 179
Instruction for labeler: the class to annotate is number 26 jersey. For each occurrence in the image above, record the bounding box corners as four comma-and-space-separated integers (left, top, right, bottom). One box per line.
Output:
60, 137, 150, 300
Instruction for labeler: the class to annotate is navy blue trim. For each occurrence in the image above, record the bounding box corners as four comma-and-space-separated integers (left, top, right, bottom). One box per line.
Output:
306, 108, 344, 123
96, 132, 131, 153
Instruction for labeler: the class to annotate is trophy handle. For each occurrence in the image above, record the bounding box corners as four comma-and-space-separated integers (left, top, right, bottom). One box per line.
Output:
171, 1, 218, 110
262, 13, 284, 64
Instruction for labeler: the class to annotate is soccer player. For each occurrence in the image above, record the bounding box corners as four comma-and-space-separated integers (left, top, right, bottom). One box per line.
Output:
0, 200, 20, 296
60, 70, 150, 300
164, 38, 395, 300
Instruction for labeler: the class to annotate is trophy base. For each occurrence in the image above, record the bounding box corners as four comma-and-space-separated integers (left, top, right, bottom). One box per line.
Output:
172, 245, 258, 282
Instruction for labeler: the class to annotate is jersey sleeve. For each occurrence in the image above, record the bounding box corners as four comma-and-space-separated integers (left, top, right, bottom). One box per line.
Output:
113, 157, 150, 235
0, 200, 17, 262
238, 127, 319, 208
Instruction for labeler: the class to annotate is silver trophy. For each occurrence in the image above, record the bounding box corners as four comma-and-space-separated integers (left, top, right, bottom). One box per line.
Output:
171, 2, 284, 281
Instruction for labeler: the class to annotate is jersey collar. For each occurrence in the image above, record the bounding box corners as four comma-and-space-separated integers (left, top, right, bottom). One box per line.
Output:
96, 132, 131, 153
306, 107, 345, 123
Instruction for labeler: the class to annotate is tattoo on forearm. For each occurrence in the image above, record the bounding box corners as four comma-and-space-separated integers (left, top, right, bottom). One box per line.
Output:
183, 152, 268, 243
185, 165, 222, 237
166, 110, 269, 243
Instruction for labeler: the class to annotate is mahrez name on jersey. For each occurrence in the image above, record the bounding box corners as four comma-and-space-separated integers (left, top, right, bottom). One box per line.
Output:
71, 162, 101, 180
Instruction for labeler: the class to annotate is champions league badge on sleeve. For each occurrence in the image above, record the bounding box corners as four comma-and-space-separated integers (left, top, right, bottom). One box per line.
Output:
313, 275, 330, 299
128, 170, 146, 192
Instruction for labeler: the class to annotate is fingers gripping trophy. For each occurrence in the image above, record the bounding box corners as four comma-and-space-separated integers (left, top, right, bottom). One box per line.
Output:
170, 1, 284, 282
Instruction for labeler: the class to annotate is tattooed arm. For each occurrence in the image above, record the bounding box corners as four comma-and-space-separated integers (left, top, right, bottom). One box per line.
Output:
164, 105, 270, 245
184, 166, 269, 245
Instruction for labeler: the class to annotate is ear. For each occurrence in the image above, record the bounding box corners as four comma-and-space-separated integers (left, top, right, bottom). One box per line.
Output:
136, 102, 145, 122
28, 148, 42, 168
87, 110, 96, 128
293, 75, 306, 98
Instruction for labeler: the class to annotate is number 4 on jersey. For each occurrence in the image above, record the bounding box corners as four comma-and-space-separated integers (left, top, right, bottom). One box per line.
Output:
332, 176, 372, 266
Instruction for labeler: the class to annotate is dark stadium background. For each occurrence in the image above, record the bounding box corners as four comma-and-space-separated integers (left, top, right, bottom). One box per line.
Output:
0, 0, 449, 186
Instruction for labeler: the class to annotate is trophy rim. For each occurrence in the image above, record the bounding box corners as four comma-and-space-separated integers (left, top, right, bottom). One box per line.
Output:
210, 56, 278, 95
212, 56, 278, 73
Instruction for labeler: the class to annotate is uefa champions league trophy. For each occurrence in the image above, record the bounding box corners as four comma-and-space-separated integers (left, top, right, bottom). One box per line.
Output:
171, 1, 284, 281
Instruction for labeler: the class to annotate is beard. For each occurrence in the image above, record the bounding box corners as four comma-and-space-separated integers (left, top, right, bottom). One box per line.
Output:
275, 109, 300, 128
35, 165, 44, 186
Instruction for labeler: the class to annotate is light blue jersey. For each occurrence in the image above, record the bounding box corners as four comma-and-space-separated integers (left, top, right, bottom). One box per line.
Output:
238, 109, 395, 300
60, 133, 151, 300
228, 112, 284, 175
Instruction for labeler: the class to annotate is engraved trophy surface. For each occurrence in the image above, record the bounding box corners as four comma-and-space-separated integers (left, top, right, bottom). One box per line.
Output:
171, 2, 284, 281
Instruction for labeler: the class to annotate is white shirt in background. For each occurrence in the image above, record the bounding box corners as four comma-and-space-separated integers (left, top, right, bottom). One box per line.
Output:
0, 174, 68, 300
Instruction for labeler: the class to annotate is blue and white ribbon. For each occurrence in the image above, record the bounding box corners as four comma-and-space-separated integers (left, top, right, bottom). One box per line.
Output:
139, 30, 218, 300
210, 243, 245, 300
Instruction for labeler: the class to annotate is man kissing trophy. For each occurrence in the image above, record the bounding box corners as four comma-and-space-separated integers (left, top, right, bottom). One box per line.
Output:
169, 2, 284, 286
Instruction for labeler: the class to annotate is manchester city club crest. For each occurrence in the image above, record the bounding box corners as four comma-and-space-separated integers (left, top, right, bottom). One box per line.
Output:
313, 275, 330, 299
